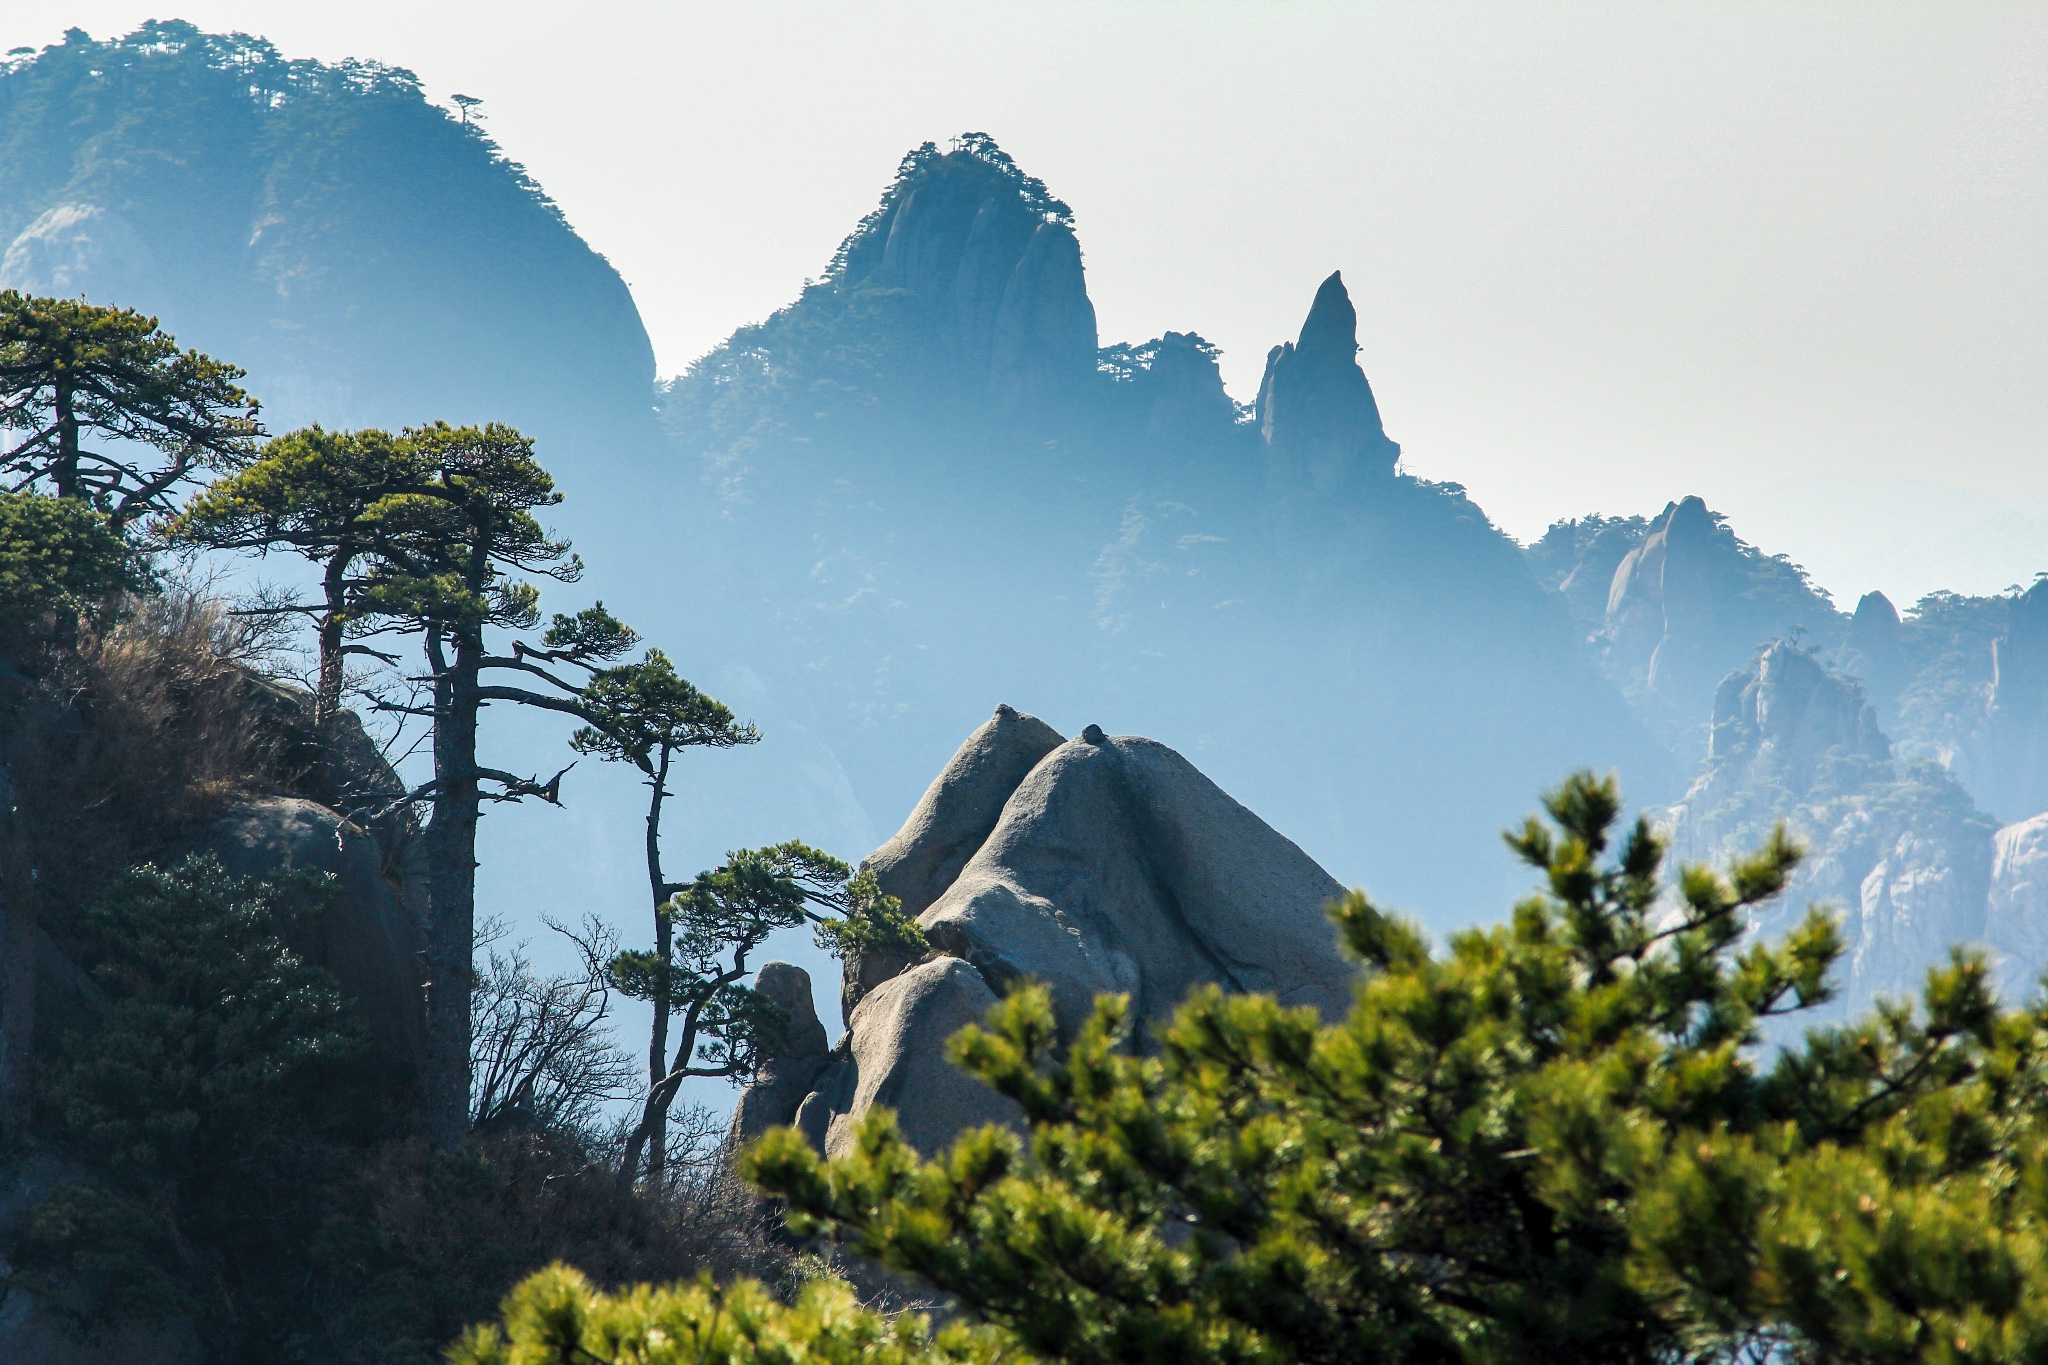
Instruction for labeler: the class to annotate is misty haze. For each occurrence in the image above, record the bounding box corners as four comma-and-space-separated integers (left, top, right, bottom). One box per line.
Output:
0, 9, 2044, 1363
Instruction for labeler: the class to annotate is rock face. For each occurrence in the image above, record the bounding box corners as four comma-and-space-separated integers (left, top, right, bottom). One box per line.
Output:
740, 705, 1355, 1157
1854, 826, 1993, 1002
1127, 332, 1237, 440
0, 203, 166, 314
1689, 642, 1891, 820
1255, 271, 1401, 496
832, 136, 1098, 406
1600, 496, 1840, 745
1665, 643, 2005, 1013
865, 703, 1067, 920
1988, 813, 2048, 996
729, 961, 834, 1147
1975, 580, 2048, 823
802, 958, 1010, 1159
919, 726, 1354, 1036
198, 797, 427, 1088
1839, 590, 1908, 720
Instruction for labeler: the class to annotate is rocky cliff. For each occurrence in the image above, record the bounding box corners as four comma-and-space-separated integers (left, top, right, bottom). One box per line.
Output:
1973, 579, 2048, 823
1664, 641, 2010, 1008
1256, 270, 1402, 501
1594, 497, 1842, 750
733, 706, 1355, 1158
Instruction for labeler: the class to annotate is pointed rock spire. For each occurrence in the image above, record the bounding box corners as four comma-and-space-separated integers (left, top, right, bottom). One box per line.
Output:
1256, 271, 1400, 491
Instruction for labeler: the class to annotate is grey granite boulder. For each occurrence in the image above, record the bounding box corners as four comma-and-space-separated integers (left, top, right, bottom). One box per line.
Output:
819, 957, 1015, 1159
864, 704, 1067, 920
197, 797, 425, 1088
729, 961, 834, 1146
750, 709, 1354, 1160
849, 704, 1063, 1022
920, 730, 1353, 1038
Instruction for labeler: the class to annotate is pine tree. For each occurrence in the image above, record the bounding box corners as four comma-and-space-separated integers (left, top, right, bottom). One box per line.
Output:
0, 292, 260, 528
567, 647, 758, 1184
163, 425, 425, 785
343, 421, 617, 1149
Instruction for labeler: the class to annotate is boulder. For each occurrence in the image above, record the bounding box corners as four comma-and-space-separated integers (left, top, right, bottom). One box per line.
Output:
196, 798, 425, 1087
920, 730, 1354, 1037
728, 961, 833, 1146
865, 704, 1066, 920
818, 957, 1017, 1159
753, 711, 1355, 1159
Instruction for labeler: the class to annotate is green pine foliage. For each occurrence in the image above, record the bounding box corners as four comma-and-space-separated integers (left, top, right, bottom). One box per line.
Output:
450, 1263, 1003, 1365
0, 489, 146, 627
21, 855, 366, 1323
460, 771, 2048, 1365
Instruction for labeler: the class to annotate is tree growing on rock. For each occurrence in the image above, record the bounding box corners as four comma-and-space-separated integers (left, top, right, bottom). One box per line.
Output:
0, 292, 260, 528
605, 841, 924, 1190
568, 647, 759, 1181
163, 425, 427, 787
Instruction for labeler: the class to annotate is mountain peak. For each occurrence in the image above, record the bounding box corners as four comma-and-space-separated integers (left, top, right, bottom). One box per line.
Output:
822, 134, 1096, 407
1297, 270, 1359, 359
1256, 270, 1399, 492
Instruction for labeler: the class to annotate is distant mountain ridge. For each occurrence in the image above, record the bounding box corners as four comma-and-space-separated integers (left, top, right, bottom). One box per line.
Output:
7, 23, 2043, 1012
0, 21, 655, 449
660, 134, 1664, 914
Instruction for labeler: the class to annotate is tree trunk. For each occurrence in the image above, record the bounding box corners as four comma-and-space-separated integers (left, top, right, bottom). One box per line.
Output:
422, 624, 483, 1151
644, 747, 672, 1185
314, 552, 349, 801
52, 373, 77, 501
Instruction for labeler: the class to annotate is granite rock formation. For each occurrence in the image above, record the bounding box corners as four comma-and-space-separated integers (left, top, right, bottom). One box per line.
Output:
197, 797, 426, 1085
1256, 271, 1401, 498
1664, 642, 2003, 1012
1598, 496, 1840, 750
729, 961, 834, 1148
1988, 813, 2048, 994
1974, 580, 2048, 823
738, 705, 1354, 1157
1839, 590, 1909, 722
825, 135, 1098, 408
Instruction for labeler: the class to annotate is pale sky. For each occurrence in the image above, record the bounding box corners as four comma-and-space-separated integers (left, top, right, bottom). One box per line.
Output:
13, 2, 2048, 607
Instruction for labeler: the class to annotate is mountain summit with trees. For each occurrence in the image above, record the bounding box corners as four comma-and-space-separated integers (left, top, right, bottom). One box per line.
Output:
0, 22, 654, 450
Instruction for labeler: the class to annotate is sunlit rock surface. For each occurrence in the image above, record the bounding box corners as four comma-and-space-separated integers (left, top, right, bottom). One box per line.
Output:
739, 705, 1353, 1157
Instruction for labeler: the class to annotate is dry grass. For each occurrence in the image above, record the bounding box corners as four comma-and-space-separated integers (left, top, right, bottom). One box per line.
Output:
4, 586, 299, 922
331, 1132, 798, 1363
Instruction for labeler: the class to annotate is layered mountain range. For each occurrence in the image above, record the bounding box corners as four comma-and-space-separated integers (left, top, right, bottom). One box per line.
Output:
6, 22, 2043, 1018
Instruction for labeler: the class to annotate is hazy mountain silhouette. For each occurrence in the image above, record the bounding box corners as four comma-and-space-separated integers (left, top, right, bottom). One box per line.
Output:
0, 22, 655, 453
659, 135, 1667, 915
9, 20, 2037, 969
